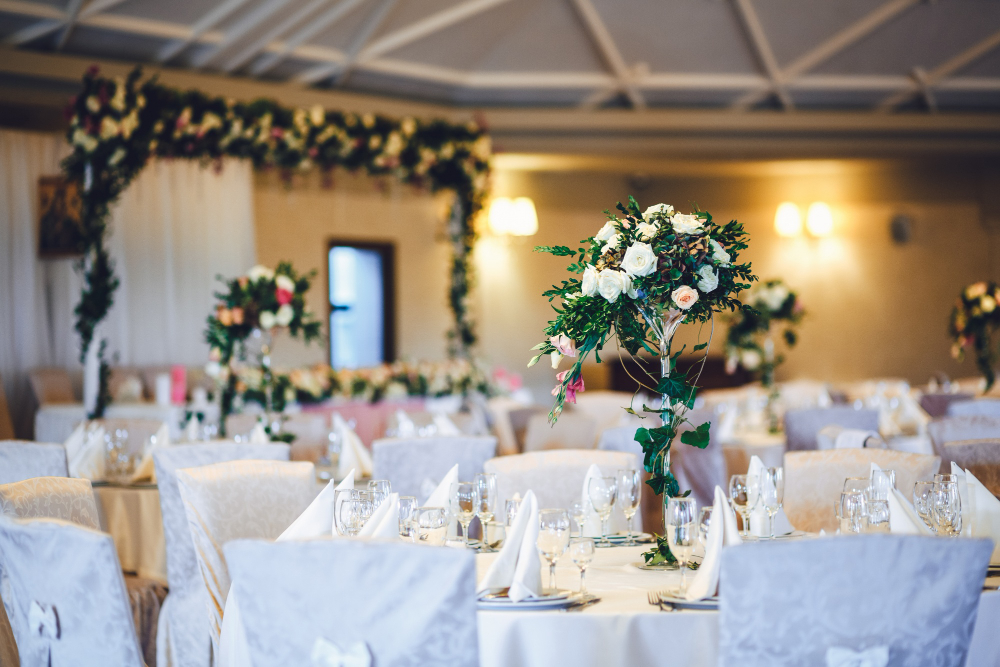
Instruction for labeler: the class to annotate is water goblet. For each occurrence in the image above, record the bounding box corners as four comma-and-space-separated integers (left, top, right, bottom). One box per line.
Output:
869, 469, 896, 501
416, 507, 447, 545
840, 491, 868, 534
333, 489, 360, 536
368, 479, 391, 505
336, 498, 365, 537
665, 497, 697, 595
569, 501, 586, 538
398, 495, 418, 538
913, 481, 936, 530
587, 476, 618, 547
483, 521, 505, 550
698, 506, 714, 549
843, 477, 870, 495
569, 537, 595, 596
450, 482, 477, 547
504, 498, 521, 527
474, 473, 498, 546
932, 480, 962, 537
617, 469, 642, 546
866, 499, 890, 533
729, 475, 752, 538
761, 468, 783, 539
537, 509, 571, 591
934, 473, 958, 483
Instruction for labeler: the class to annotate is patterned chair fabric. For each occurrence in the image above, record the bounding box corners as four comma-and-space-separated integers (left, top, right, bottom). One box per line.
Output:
0, 476, 99, 529
0, 517, 144, 666
371, 436, 497, 499
942, 439, 1000, 497
719, 535, 992, 667
152, 442, 290, 667
784, 407, 880, 451
928, 416, 1000, 474
225, 538, 478, 667
921, 392, 974, 418
947, 399, 1000, 418
0, 441, 67, 484
175, 460, 315, 656
523, 412, 599, 452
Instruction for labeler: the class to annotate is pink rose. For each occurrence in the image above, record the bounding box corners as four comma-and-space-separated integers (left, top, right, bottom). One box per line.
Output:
549, 334, 577, 357
551, 370, 585, 404
276, 288, 293, 306
671, 285, 699, 310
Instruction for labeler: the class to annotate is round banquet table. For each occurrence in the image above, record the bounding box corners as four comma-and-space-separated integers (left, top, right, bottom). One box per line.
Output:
93, 484, 168, 584
473, 544, 1000, 667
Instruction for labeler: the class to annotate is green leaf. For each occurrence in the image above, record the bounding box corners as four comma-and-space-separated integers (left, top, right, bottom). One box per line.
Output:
693, 342, 708, 352
680, 421, 711, 449
527, 353, 544, 368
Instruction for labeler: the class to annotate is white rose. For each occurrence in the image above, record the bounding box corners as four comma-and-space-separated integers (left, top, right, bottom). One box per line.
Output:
696, 265, 718, 293
759, 285, 788, 311
594, 221, 617, 242
984, 295, 997, 313
601, 233, 622, 255
275, 304, 294, 326
581, 265, 599, 297
275, 275, 295, 293
643, 203, 673, 221
636, 222, 659, 241
598, 269, 626, 303
621, 271, 638, 299
671, 285, 699, 310
259, 310, 276, 329
740, 349, 762, 370
709, 239, 731, 266
621, 242, 657, 277
672, 213, 704, 235
248, 265, 275, 282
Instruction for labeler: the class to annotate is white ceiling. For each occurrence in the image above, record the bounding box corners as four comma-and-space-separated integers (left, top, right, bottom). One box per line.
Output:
1, 0, 999, 111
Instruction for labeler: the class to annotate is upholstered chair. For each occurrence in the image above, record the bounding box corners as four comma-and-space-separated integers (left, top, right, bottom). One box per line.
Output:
0, 476, 99, 528
784, 406, 880, 451
371, 436, 497, 499
947, 398, 1000, 418
928, 416, 1000, 473
0, 441, 68, 484
523, 412, 599, 452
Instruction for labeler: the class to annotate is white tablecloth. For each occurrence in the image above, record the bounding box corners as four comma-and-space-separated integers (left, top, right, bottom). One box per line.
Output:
93, 484, 167, 584
474, 544, 1000, 667
35, 402, 186, 443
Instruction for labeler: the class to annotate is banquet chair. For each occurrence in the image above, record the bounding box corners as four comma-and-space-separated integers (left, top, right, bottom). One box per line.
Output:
153, 442, 290, 667
940, 439, 1000, 496
523, 411, 599, 451
0, 517, 145, 666
224, 538, 478, 667
486, 396, 525, 455
175, 459, 315, 657
573, 391, 639, 434
0, 441, 68, 483
27, 367, 75, 405
928, 416, 1000, 473
719, 535, 992, 667
782, 449, 940, 533
484, 449, 641, 532
0, 376, 13, 440
371, 436, 497, 499
948, 398, 1000, 418
508, 405, 547, 452
920, 392, 974, 418
784, 406, 880, 451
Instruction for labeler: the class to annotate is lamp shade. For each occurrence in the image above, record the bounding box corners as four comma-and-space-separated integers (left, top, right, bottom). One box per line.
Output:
488, 196, 537, 236
774, 202, 802, 238
806, 202, 834, 237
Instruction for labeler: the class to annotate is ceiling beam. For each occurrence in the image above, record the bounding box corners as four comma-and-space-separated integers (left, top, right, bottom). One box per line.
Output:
732, 0, 919, 109
296, 0, 398, 86
157, 0, 253, 63
250, 0, 366, 76
55, 0, 85, 50
4, 18, 64, 45
220, 0, 328, 73
192, 0, 295, 69
567, 0, 645, 109
730, 0, 793, 109
878, 28, 1000, 110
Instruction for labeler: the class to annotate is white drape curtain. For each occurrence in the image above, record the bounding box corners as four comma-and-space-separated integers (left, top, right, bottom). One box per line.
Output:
0, 129, 256, 436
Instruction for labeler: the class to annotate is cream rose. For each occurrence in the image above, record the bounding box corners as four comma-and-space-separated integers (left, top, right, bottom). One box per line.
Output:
636, 222, 659, 241
696, 265, 718, 293
259, 310, 277, 329
672, 213, 704, 235
740, 349, 762, 370
248, 265, 275, 282
581, 265, 599, 297
709, 239, 731, 266
621, 242, 657, 277
594, 221, 617, 242
984, 295, 997, 313
967, 282, 988, 299
598, 269, 627, 303
275, 275, 296, 293
643, 203, 673, 221
275, 304, 294, 327
621, 271, 638, 299
601, 233, 622, 255
671, 285, 699, 310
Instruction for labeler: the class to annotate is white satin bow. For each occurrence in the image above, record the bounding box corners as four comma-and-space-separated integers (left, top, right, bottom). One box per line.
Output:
28, 601, 59, 640
311, 638, 372, 667
825, 646, 889, 667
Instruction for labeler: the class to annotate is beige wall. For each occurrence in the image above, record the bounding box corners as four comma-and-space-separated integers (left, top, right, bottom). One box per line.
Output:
253, 158, 997, 402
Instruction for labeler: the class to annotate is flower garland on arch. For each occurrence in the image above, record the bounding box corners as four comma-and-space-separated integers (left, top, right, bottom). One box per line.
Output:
62, 66, 491, 416
950, 280, 1000, 390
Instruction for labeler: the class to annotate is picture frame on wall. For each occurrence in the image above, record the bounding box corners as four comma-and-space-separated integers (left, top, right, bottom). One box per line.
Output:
38, 175, 85, 257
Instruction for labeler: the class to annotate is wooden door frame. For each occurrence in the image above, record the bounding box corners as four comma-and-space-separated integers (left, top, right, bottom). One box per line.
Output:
325, 239, 396, 366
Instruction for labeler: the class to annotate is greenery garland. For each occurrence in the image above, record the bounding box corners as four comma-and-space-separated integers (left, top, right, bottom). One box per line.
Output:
950, 281, 1000, 390
63, 66, 491, 416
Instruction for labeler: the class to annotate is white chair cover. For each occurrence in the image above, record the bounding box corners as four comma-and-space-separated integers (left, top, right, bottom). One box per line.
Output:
224, 538, 478, 667
0, 441, 67, 484
152, 442, 289, 667
485, 396, 527, 456
947, 399, 1000, 418
175, 460, 315, 656
719, 535, 993, 666
928, 416, 1000, 473
0, 477, 99, 529
484, 450, 641, 533
523, 412, 599, 451
784, 407, 880, 451
0, 517, 144, 666
573, 391, 639, 433
371, 436, 497, 498
782, 449, 940, 533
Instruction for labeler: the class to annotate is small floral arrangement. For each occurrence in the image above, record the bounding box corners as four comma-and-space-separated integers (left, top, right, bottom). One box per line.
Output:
950, 281, 1000, 389
724, 279, 804, 387
531, 197, 754, 498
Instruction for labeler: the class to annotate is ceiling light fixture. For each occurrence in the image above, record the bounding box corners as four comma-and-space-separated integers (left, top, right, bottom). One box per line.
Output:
774, 202, 803, 238
488, 196, 538, 236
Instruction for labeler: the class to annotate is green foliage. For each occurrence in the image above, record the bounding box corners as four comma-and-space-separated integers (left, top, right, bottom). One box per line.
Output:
724, 279, 804, 388
950, 281, 1000, 390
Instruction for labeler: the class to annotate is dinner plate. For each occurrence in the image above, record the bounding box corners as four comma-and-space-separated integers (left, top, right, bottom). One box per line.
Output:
603, 532, 655, 543
477, 589, 581, 611
659, 593, 718, 611
479, 588, 571, 602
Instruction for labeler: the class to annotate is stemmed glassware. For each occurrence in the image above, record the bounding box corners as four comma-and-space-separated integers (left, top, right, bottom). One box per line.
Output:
728, 475, 752, 538
474, 473, 497, 548
569, 537, 595, 597
761, 467, 784, 539
416, 507, 447, 545
335, 498, 365, 537
537, 509, 570, 592
587, 476, 618, 547
617, 469, 642, 546
333, 488, 360, 536
665, 497, 697, 595
868, 469, 895, 502
368, 479, 391, 506
932, 479, 962, 536
839, 490, 868, 534
398, 496, 418, 539
504, 499, 521, 527
450, 482, 477, 547
913, 481, 936, 530
569, 502, 586, 538
698, 506, 714, 549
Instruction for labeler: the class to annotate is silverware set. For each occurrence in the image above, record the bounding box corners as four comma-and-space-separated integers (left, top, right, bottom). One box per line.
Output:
646, 590, 676, 612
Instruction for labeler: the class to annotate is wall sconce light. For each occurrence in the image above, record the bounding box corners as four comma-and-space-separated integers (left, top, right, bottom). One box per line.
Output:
774, 202, 803, 238
806, 202, 834, 237
488, 196, 538, 236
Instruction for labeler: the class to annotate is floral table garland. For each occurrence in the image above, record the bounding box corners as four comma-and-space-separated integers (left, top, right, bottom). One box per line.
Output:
950, 281, 1000, 390
63, 67, 491, 416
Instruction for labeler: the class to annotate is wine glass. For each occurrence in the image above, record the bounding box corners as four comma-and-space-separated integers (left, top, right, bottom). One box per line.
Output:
934, 473, 958, 483
933, 480, 962, 537
665, 497, 697, 595
745, 474, 761, 537
450, 482, 476, 547
698, 506, 714, 549
368, 479, 391, 505
398, 495, 418, 538
569, 501, 586, 538
504, 498, 521, 527
768, 466, 785, 522
867, 499, 890, 533
913, 481, 936, 530
761, 468, 782, 539
569, 537, 595, 597
617, 469, 642, 546
843, 477, 870, 495
474, 473, 498, 545
416, 507, 447, 545
729, 475, 751, 538
840, 491, 868, 534
587, 476, 618, 547
356, 491, 376, 523
869, 469, 895, 501
333, 489, 360, 536
537, 509, 570, 592
335, 498, 364, 537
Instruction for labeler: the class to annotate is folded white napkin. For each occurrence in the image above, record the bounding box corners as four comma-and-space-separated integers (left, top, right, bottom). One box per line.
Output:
66, 422, 107, 480
334, 413, 373, 478
248, 422, 269, 444
951, 462, 975, 537
964, 468, 1000, 560
432, 413, 461, 436
888, 488, 932, 535
358, 493, 399, 539
580, 464, 604, 537
394, 410, 418, 438
825, 646, 888, 667
130, 422, 170, 484
477, 490, 541, 601
423, 464, 459, 507
747, 455, 793, 537
686, 486, 742, 601
182, 414, 200, 442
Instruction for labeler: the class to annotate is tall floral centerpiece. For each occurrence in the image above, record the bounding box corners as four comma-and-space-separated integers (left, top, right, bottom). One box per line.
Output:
950, 281, 1000, 390
205, 262, 322, 434
532, 197, 754, 515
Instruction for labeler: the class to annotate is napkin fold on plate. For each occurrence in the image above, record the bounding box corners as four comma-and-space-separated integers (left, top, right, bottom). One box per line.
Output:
422, 464, 459, 508
580, 464, 604, 538
685, 485, 742, 601
358, 492, 400, 539
248, 421, 269, 444
887, 488, 932, 535
747, 455, 794, 537
66, 422, 107, 480
333, 413, 374, 478
949, 462, 975, 537
477, 489, 541, 602
959, 466, 1000, 560
130, 421, 170, 484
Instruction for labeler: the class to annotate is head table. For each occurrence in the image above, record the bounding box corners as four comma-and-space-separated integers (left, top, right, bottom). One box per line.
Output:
474, 543, 1000, 667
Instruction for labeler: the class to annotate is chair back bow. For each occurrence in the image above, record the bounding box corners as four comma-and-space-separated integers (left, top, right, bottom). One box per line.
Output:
826, 646, 889, 667
311, 637, 372, 667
